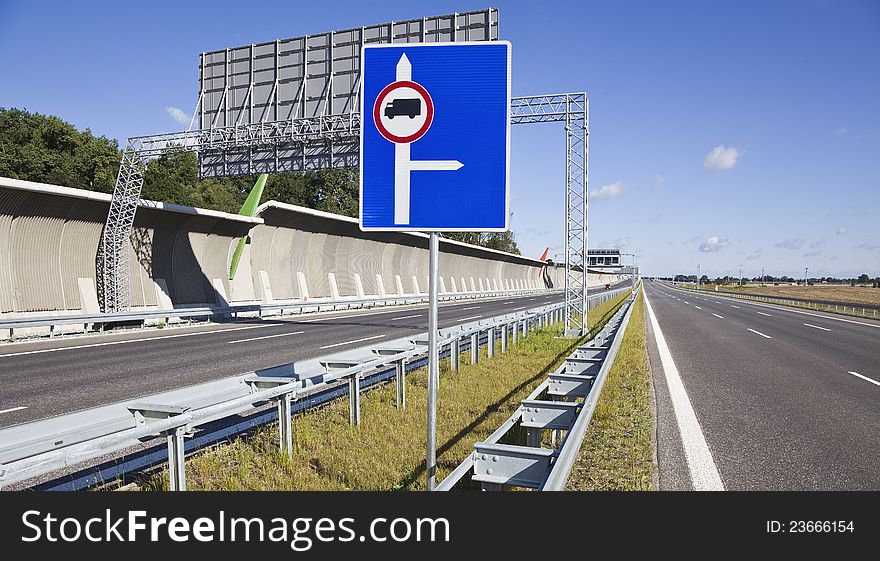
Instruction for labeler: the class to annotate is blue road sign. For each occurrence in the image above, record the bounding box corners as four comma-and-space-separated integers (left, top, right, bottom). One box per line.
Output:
359, 42, 511, 231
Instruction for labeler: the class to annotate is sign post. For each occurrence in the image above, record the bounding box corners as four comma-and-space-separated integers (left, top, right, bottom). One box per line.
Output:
360, 41, 511, 491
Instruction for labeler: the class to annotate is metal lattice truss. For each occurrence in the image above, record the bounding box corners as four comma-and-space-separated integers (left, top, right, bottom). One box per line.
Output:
98, 93, 587, 314
512, 93, 589, 336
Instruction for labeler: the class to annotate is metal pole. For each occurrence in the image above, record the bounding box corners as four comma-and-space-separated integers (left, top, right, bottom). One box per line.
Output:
426, 232, 439, 491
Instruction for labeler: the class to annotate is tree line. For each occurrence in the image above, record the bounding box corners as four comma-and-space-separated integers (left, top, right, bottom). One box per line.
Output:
0, 108, 520, 254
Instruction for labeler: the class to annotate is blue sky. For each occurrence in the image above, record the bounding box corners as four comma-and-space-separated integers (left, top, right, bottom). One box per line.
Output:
1, 0, 878, 278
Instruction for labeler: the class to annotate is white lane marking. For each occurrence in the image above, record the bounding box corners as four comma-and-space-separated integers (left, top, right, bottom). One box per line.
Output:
694, 306, 702, 310
663, 284, 880, 329
731, 305, 740, 309
0, 406, 27, 414
228, 331, 304, 344
461, 306, 481, 311
390, 314, 421, 321
748, 328, 772, 339
847, 371, 880, 387
803, 323, 830, 332
0, 324, 271, 359
644, 291, 724, 491
319, 334, 386, 350
756, 311, 772, 317
458, 315, 483, 322
684, 301, 690, 305
714, 301, 722, 304
712, 313, 724, 319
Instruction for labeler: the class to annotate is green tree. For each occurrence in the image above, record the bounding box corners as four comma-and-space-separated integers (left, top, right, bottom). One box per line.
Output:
0, 107, 121, 192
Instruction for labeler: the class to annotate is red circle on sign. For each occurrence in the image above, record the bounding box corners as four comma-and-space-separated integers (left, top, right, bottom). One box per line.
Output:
373, 80, 434, 144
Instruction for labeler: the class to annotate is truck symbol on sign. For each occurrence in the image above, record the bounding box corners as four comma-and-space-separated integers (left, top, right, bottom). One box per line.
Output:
384, 98, 421, 119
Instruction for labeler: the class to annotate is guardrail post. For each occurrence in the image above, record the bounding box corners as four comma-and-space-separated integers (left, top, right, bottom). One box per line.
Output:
349, 374, 361, 426
395, 359, 407, 408
513, 320, 519, 345
166, 426, 187, 491
501, 323, 509, 353
451, 337, 461, 372
471, 332, 480, 365
526, 427, 541, 447
487, 327, 495, 359
278, 393, 293, 460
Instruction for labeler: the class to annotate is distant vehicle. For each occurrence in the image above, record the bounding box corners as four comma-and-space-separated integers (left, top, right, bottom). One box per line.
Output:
385, 98, 421, 119
604, 283, 611, 289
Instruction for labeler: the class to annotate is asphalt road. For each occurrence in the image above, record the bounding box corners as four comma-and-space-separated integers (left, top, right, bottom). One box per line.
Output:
645, 280, 880, 490
0, 291, 572, 428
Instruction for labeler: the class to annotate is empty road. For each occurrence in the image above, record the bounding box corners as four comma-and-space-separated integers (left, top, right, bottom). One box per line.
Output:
0, 289, 597, 428
645, 280, 880, 490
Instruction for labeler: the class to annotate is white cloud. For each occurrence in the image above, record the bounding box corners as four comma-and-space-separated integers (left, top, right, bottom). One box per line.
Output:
803, 250, 822, 258
836, 226, 847, 235
589, 181, 624, 200
704, 145, 743, 171
653, 174, 665, 189
774, 237, 806, 250
746, 249, 762, 260
836, 126, 848, 136
165, 106, 189, 125
698, 236, 727, 252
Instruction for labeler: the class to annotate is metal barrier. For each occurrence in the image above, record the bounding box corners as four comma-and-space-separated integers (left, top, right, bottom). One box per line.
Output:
0, 286, 629, 490
0, 287, 559, 341
436, 285, 638, 491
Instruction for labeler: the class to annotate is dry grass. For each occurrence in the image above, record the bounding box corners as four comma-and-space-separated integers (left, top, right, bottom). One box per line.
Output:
566, 292, 653, 491
716, 284, 880, 307
143, 294, 630, 491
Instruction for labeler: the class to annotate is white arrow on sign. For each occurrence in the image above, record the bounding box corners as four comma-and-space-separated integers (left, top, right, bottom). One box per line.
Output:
392, 54, 463, 225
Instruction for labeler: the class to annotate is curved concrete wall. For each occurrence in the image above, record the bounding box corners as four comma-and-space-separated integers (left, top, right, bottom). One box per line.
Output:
0, 177, 618, 316
0, 178, 259, 314
248, 202, 548, 301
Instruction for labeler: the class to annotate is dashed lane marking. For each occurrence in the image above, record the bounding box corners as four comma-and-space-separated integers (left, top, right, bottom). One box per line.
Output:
319, 334, 386, 350
847, 371, 880, 387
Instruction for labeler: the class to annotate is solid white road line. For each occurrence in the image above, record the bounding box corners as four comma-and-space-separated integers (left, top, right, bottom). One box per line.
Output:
0, 324, 271, 359
0, 406, 27, 414
748, 328, 772, 339
694, 306, 702, 310
390, 314, 422, 321
756, 311, 772, 317
228, 331, 304, 344
803, 323, 831, 332
458, 315, 483, 322
319, 334, 386, 350
847, 371, 880, 387
644, 291, 725, 491
712, 313, 724, 319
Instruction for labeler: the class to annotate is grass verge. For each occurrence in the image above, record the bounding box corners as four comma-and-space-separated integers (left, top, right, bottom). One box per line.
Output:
565, 291, 653, 491
141, 293, 630, 491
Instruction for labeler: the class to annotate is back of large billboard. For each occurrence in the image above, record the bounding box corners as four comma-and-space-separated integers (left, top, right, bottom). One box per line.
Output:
195, 8, 498, 177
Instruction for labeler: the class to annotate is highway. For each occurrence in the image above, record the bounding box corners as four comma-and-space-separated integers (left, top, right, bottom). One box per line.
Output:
644, 280, 880, 490
0, 291, 573, 428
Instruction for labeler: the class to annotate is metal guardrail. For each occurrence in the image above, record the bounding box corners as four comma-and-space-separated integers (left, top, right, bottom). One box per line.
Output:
661, 282, 880, 319
0, 286, 629, 490
0, 287, 558, 340
435, 285, 638, 491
